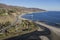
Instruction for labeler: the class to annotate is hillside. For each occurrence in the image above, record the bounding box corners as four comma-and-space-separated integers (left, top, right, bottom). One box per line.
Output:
0, 3, 46, 13
0, 3, 46, 23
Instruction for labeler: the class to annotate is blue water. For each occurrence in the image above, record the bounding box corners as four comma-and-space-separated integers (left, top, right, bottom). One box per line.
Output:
22, 11, 60, 27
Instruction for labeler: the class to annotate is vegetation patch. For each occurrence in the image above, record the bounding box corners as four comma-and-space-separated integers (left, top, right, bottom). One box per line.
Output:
0, 20, 39, 40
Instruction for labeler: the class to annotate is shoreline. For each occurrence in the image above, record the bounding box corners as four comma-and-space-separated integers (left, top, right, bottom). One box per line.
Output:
19, 11, 46, 20
20, 11, 60, 40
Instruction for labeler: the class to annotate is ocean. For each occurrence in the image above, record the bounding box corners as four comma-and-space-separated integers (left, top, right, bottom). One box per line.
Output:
22, 11, 60, 28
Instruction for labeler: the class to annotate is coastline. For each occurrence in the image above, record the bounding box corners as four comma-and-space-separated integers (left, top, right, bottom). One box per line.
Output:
20, 11, 60, 40
3, 11, 60, 40
19, 11, 46, 20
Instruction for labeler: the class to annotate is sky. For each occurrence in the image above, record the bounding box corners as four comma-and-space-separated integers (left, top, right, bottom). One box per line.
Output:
0, 0, 60, 11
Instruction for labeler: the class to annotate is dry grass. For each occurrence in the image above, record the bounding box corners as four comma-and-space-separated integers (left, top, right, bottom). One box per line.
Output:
0, 15, 16, 23
0, 20, 39, 40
